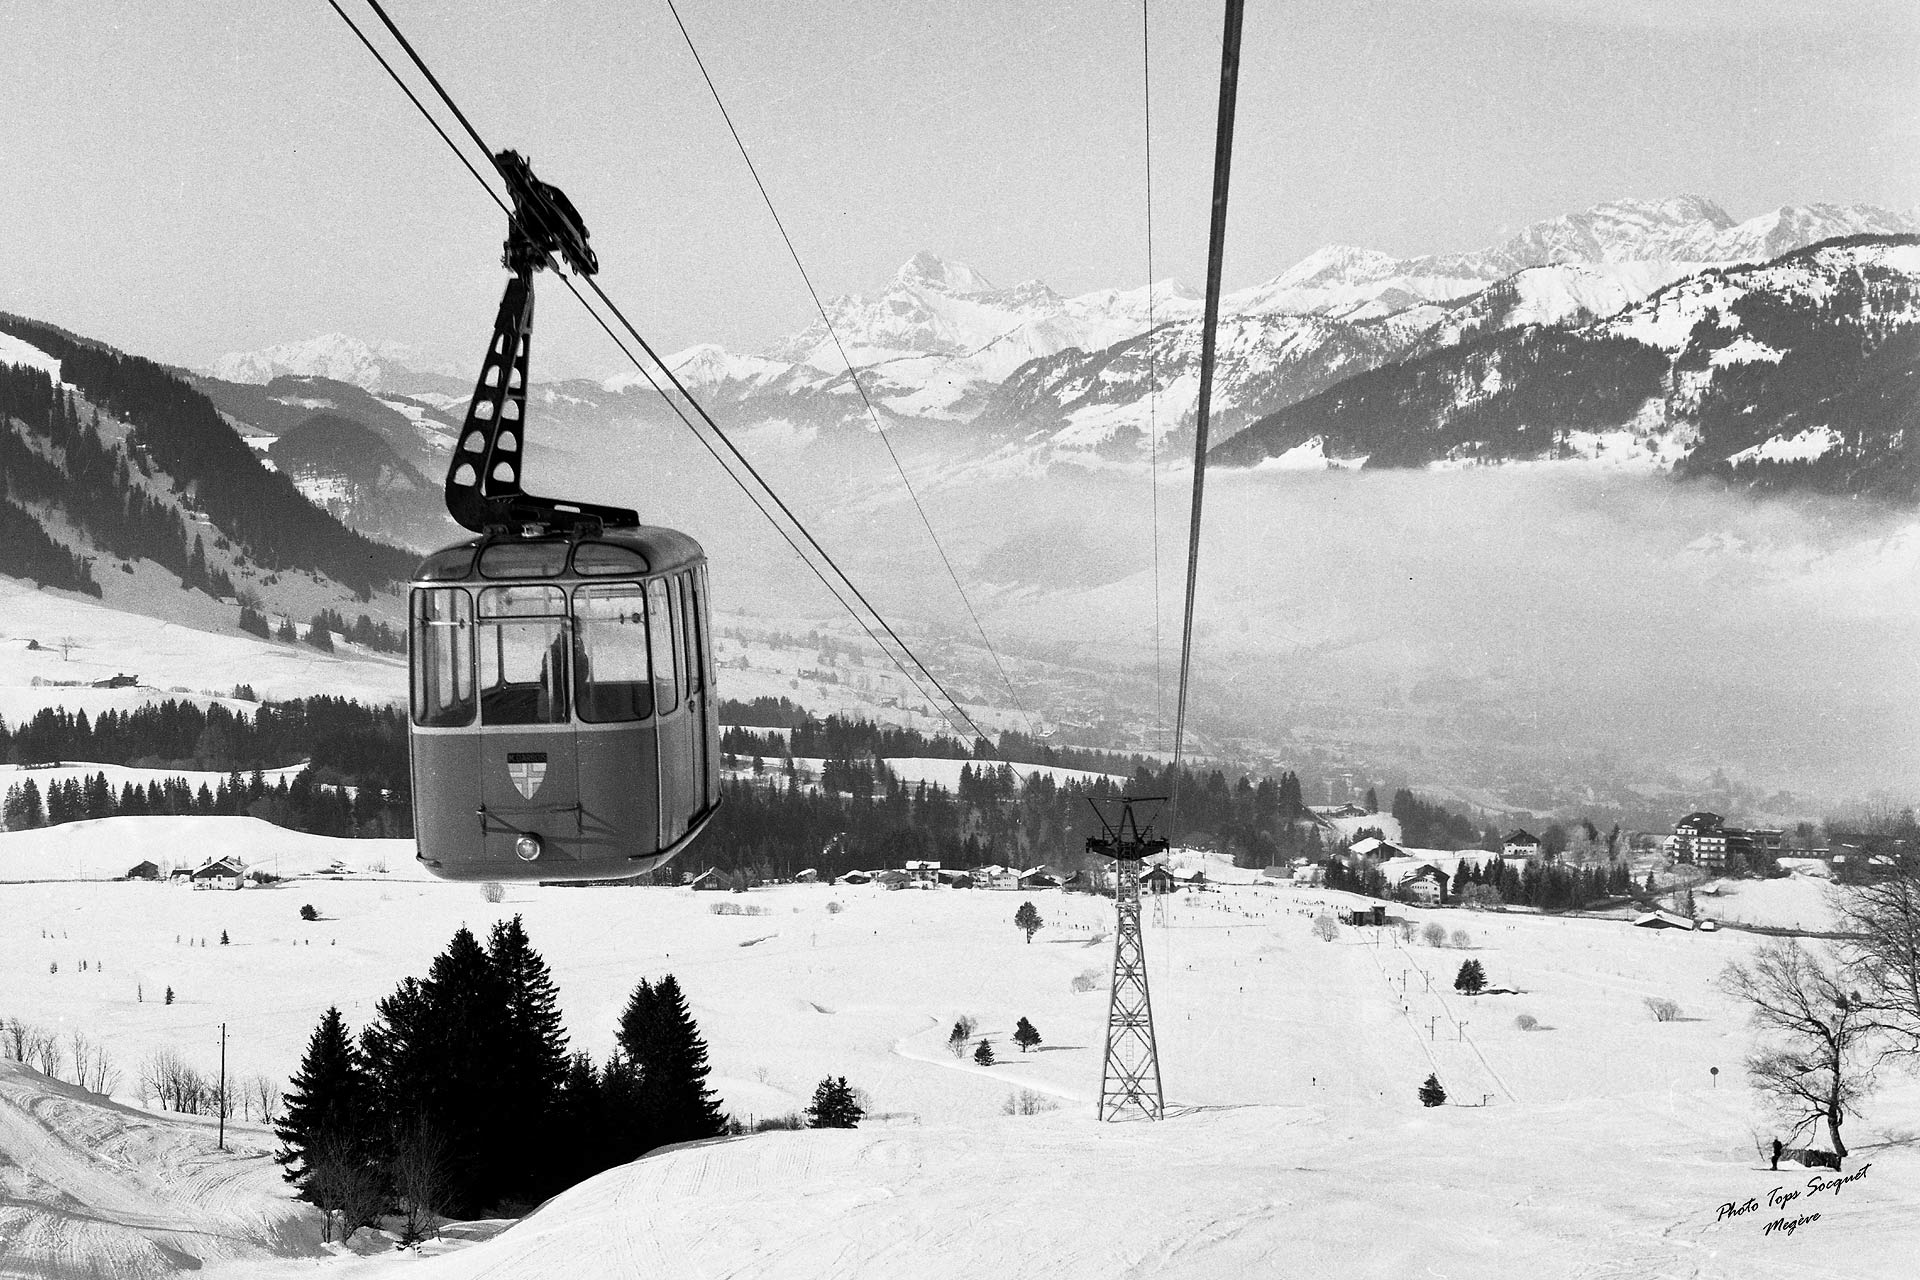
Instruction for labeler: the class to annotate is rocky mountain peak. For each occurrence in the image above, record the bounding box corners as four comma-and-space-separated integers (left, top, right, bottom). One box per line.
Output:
892, 251, 997, 296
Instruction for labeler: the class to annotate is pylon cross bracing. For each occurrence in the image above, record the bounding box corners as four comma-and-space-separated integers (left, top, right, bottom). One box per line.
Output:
1087, 797, 1166, 1121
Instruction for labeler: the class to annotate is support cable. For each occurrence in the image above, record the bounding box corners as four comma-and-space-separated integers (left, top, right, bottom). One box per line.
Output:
1169, 0, 1245, 829
333, 0, 995, 746
661, 0, 1037, 741
1141, 0, 1165, 750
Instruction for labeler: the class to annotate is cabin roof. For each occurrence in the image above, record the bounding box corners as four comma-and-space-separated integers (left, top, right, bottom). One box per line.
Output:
414, 526, 707, 583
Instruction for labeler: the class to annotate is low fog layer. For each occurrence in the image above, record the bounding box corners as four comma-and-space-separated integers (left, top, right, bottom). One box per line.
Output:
555, 417, 1920, 799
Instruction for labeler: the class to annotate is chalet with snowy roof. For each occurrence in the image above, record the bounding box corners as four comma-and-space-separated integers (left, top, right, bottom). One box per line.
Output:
904, 859, 941, 885
1502, 830, 1542, 860
1140, 864, 1180, 894
1346, 835, 1400, 861
794, 868, 819, 883
1018, 865, 1063, 889
1633, 909, 1695, 930
191, 858, 246, 889
687, 868, 725, 890
123, 860, 160, 881
833, 870, 873, 886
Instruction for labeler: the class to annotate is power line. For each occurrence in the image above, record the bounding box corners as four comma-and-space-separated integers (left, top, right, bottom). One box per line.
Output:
660, 0, 1037, 742
330, 0, 996, 746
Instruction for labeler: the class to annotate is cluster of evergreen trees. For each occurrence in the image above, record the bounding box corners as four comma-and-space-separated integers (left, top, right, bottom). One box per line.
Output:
722, 710, 1180, 781
1389, 788, 1488, 849
1324, 852, 1633, 911
0, 697, 411, 838
700, 753, 1325, 883
277, 919, 727, 1238
0, 765, 405, 839
235, 607, 403, 654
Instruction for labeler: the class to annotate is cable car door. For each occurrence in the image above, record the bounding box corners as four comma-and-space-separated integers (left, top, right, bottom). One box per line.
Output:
647, 577, 695, 841
680, 571, 713, 810
476, 586, 579, 856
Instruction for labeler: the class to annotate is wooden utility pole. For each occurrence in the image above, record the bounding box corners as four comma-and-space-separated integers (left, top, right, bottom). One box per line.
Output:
217, 1022, 227, 1151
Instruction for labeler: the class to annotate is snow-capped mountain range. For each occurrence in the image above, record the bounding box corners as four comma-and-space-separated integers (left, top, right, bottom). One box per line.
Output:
200, 196, 1920, 493
1212, 236, 1920, 488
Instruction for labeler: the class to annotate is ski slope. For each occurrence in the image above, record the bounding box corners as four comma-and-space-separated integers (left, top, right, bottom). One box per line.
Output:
0, 856, 1911, 1278
0, 855, 1912, 1274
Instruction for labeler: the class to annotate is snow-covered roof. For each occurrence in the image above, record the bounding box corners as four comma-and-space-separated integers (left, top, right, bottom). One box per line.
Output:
1633, 910, 1695, 930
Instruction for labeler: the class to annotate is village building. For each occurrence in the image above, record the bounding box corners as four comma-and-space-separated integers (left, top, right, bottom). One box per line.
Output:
1140, 864, 1180, 894
124, 860, 160, 881
1502, 830, 1542, 861
190, 857, 246, 890
1633, 909, 1695, 930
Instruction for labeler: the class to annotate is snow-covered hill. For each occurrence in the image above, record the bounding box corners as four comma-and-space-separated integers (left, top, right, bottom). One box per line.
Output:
0, 875, 1910, 1278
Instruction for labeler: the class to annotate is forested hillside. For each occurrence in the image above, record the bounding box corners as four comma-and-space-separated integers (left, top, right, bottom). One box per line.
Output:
0, 315, 417, 593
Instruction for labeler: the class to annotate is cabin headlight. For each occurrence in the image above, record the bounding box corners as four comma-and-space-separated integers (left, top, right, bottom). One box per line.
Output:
514, 833, 543, 862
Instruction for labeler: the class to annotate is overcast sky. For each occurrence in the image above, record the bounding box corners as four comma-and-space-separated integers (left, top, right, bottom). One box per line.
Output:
3, 0, 1914, 376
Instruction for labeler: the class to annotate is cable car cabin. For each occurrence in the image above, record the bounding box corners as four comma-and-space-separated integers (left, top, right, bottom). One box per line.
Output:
408, 528, 720, 882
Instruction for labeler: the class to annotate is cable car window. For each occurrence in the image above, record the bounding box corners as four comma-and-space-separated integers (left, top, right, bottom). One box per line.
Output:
679, 573, 703, 695
415, 546, 476, 581
647, 577, 679, 716
410, 588, 474, 727
698, 565, 715, 687
572, 542, 650, 576
479, 541, 568, 579
573, 584, 654, 722
478, 586, 569, 725
478, 584, 568, 617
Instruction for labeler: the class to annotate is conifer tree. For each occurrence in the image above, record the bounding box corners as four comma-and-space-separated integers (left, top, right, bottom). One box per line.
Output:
361, 928, 511, 1215
806, 1076, 864, 1129
1419, 1073, 1447, 1107
616, 975, 728, 1147
551, 1050, 611, 1186
276, 1006, 378, 1218
974, 1039, 996, 1066
487, 916, 571, 1198
1454, 958, 1488, 996
1013, 1017, 1041, 1053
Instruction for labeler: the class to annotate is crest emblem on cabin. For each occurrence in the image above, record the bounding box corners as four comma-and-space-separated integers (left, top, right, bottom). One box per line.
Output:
506, 752, 547, 799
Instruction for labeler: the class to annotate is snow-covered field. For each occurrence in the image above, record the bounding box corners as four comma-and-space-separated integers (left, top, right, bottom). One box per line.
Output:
0, 578, 406, 722
0, 845, 1912, 1278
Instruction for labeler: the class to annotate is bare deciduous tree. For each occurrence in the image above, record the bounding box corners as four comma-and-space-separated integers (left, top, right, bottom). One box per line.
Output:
29, 1029, 63, 1079
249, 1074, 281, 1126
389, 1118, 453, 1247
1834, 849, 1920, 1061
302, 1131, 386, 1245
1721, 940, 1875, 1161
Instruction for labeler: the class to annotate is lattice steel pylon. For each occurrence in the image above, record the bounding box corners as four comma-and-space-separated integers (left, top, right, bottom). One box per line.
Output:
1088, 797, 1168, 1121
